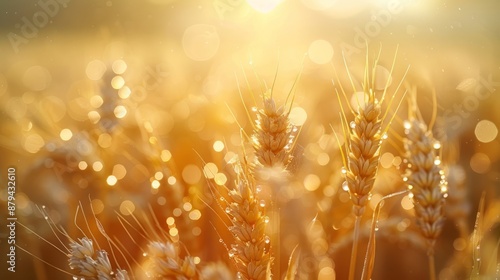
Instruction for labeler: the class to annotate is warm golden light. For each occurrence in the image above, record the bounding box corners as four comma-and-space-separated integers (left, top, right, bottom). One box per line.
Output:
475, 120, 498, 143
247, 0, 283, 13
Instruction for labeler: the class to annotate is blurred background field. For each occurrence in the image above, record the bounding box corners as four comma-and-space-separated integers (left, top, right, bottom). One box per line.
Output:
0, 0, 499, 279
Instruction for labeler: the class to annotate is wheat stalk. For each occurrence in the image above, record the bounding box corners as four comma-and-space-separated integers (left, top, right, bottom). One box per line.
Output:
335, 48, 408, 280
404, 116, 447, 280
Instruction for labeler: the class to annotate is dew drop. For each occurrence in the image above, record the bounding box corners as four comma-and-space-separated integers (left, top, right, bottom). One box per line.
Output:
256, 186, 262, 193
264, 236, 270, 244
142, 252, 148, 257
350, 121, 356, 129
408, 184, 413, 190
403, 177, 408, 182
434, 157, 441, 165
341, 167, 347, 174
251, 107, 258, 112
264, 216, 270, 223
219, 238, 223, 243
225, 207, 231, 213
403, 121, 411, 129
44, 216, 49, 220
342, 181, 349, 191
382, 133, 388, 140
220, 197, 225, 201
259, 200, 266, 207
433, 141, 441, 149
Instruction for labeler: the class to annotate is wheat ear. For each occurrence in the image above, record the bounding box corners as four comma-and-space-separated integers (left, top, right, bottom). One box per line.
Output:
215, 156, 272, 280
404, 117, 447, 280
335, 47, 408, 280
252, 89, 295, 170
146, 240, 199, 279
68, 237, 130, 280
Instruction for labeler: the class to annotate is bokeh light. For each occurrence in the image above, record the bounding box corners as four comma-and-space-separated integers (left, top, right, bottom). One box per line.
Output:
60, 128, 73, 141
475, 120, 498, 143
86, 60, 107, 81
182, 24, 220, 61
23, 65, 51, 91
308, 39, 334, 64
470, 152, 491, 174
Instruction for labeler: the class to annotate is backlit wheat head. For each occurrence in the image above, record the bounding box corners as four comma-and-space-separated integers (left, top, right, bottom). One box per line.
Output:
145, 240, 199, 279
211, 156, 272, 280
403, 117, 447, 256
337, 50, 406, 217
68, 237, 130, 280
252, 89, 295, 171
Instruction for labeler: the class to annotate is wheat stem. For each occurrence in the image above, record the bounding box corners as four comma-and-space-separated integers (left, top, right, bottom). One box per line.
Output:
349, 216, 361, 280
429, 254, 436, 280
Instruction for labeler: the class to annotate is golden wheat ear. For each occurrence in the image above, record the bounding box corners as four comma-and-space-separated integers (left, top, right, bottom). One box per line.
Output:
205, 152, 272, 280
333, 46, 408, 280
403, 89, 447, 280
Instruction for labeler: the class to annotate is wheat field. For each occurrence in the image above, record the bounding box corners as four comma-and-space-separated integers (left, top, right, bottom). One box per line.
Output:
0, 1, 499, 280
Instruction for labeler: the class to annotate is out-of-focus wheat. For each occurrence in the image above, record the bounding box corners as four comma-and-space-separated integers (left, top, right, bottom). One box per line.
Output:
68, 237, 130, 280
403, 114, 447, 280
145, 240, 199, 279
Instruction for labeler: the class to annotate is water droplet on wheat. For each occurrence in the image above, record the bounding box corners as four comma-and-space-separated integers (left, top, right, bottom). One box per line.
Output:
264, 216, 270, 223
264, 236, 270, 244
259, 200, 266, 207
342, 181, 349, 191
433, 141, 441, 149
350, 121, 356, 129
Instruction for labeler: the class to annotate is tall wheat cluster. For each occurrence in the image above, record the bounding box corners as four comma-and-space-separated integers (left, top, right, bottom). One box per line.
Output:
6, 48, 500, 280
